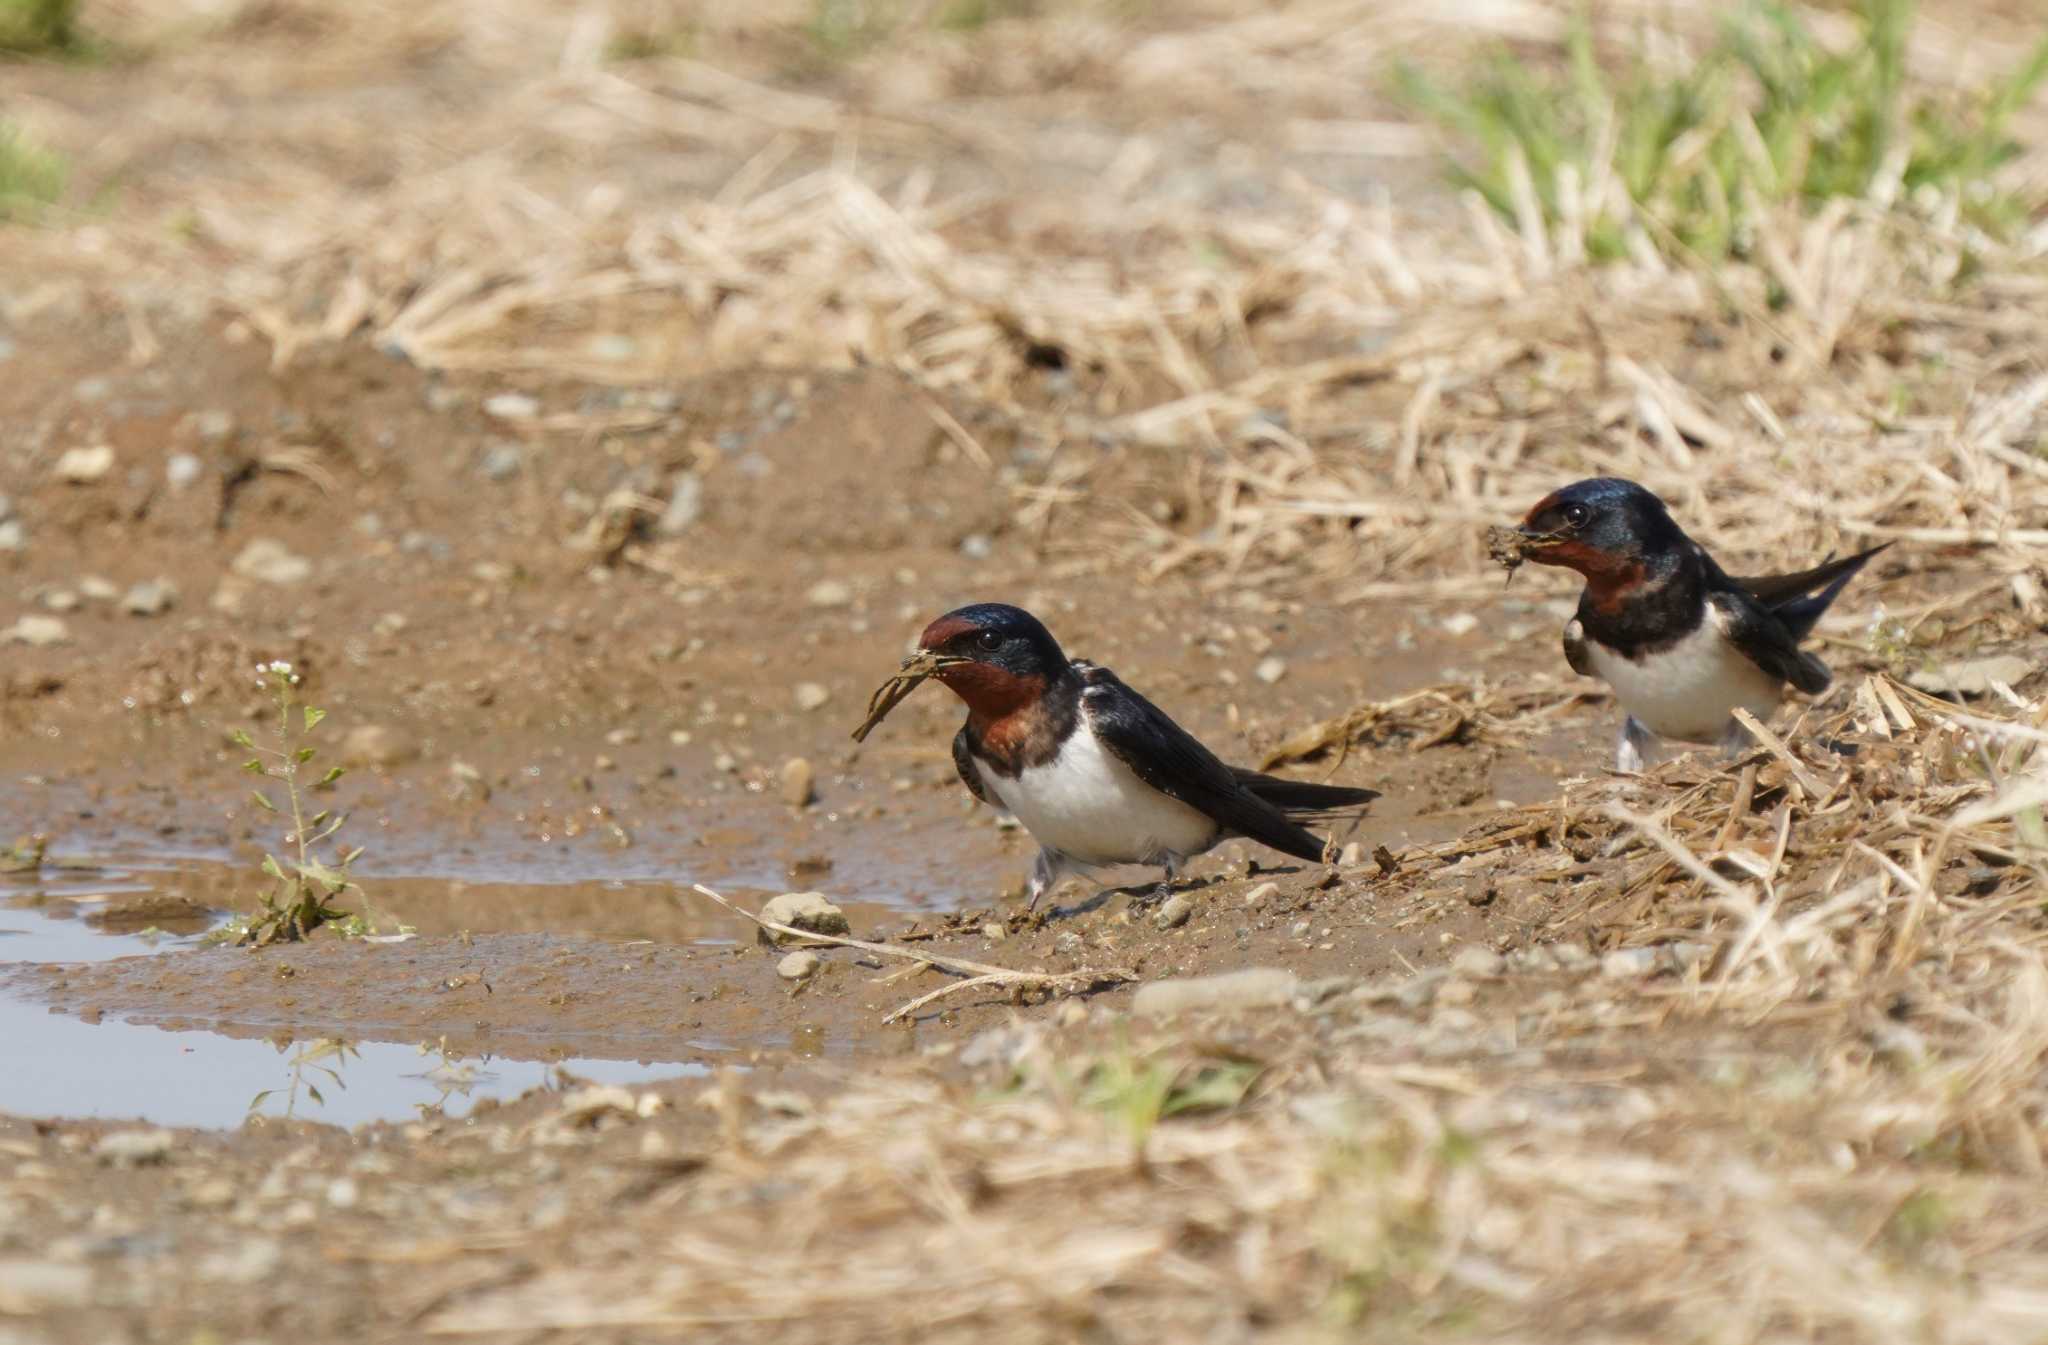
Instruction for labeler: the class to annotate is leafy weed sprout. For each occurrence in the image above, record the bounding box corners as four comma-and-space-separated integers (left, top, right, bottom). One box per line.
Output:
1395, 0, 2048, 264
228, 661, 365, 946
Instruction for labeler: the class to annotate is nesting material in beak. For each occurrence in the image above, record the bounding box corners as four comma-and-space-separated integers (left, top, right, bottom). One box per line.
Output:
1484, 522, 1574, 579
849, 649, 968, 742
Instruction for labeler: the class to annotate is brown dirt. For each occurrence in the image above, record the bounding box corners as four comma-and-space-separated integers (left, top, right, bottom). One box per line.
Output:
6, 1, 2046, 1341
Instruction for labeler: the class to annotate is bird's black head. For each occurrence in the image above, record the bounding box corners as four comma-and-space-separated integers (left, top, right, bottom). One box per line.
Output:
1515, 477, 1688, 587
913, 603, 1069, 718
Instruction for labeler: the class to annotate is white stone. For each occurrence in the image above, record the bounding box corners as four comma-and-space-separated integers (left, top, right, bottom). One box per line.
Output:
756, 892, 850, 946
2, 616, 69, 647
53, 445, 115, 483
232, 539, 313, 586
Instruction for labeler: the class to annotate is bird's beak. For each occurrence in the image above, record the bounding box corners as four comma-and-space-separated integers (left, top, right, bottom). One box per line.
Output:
1513, 522, 1572, 550
901, 648, 972, 675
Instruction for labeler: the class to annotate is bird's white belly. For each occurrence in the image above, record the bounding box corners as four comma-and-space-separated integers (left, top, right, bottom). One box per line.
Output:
1587, 620, 1783, 742
977, 723, 1216, 866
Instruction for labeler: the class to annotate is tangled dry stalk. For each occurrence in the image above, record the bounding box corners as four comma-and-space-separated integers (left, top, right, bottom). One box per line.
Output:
686, 883, 1136, 1021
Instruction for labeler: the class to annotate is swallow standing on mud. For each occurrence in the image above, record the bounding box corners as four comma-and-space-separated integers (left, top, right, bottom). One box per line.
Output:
1508, 477, 1888, 772
896, 603, 1376, 911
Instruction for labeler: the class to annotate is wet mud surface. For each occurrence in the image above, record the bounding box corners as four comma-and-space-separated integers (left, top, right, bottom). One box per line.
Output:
0, 299, 1613, 1131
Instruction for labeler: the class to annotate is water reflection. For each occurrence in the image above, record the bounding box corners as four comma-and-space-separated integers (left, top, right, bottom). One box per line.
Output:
2, 859, 714, 1130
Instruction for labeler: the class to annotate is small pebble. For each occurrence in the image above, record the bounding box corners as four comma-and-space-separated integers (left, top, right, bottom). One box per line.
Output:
780, 757, 816, 808
1154, 892, 1195, 930
0, 520, 20, 553
482, 392, 540, 420
78, 576, 118, 602
757, 892, 849, 946
1254, 656, 1287, 685
806, 579, 853, 608
1440, 612, 1480, 636
794, 682, 831, 712
41, 590, 78, 612
478, 442, 523, 481
1243, 881, 1278, 909
777, 951, 820, 981
2, 615, 69, 647
958, 533, 993, 559
53, 445, 115, 483
165, 453, 204, 490
232, 539, 313, 587
1290, 919, 1312, 940
121, 579, 176, 617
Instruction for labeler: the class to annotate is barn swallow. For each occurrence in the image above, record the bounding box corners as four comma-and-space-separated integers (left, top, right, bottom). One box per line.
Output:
904, 603, 1376, 911
1512, 477, 1888, 771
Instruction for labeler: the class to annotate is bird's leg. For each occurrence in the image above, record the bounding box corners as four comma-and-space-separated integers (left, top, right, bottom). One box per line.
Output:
1716, 716, 1756, 762
1024, 849, 1068, 914
1129, 854, 1180, 909
1614, 716, 1657, 773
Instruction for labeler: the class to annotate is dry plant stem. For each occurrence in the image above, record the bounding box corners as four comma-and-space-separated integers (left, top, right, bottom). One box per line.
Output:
685, 884, 1137, 1023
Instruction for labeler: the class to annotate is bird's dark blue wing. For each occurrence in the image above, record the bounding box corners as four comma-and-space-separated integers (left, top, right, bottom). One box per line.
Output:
1079, 666, 1330, 863
1708, 590, 1831, 694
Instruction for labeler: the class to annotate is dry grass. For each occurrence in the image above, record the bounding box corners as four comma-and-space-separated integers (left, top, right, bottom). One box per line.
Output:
421, 670, 2048, 1342
20, 2, 2040, 607
8, 0, 2048, 1339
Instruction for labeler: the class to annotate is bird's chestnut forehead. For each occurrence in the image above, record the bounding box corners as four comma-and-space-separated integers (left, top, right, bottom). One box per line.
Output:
919, 614, 979, 648
1523, 490, 1571, 525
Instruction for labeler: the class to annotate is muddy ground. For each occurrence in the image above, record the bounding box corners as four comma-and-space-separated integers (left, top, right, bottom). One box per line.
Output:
2, 291, 1602, 1056
0, 270, 1627, 1345
5, 1, 2045, 1341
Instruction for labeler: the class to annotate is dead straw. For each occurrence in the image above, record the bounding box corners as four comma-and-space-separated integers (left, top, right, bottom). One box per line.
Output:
686, 884, 1136, 1023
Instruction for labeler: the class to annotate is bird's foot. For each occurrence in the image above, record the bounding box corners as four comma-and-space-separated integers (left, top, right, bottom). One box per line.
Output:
1126, 882, 1175, 910
1716, 717, 1758, 762
1614, 716, 1657, 774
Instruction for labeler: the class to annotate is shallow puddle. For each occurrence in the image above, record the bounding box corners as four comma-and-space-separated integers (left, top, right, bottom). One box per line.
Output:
1, 858, 717, 1130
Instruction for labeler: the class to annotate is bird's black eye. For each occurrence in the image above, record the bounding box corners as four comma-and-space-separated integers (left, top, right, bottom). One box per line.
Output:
974, 630, 1003, 653
1562, 503, 1590, 528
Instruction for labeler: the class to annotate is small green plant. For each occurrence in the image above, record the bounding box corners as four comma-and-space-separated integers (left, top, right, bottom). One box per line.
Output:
1077, 1048, 1260, 1143
0, 122, 63, 221
1395, 0, 2048, 263
0, 0, 77, 54
0, 833, 45, 874
231, 661, 361, 946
